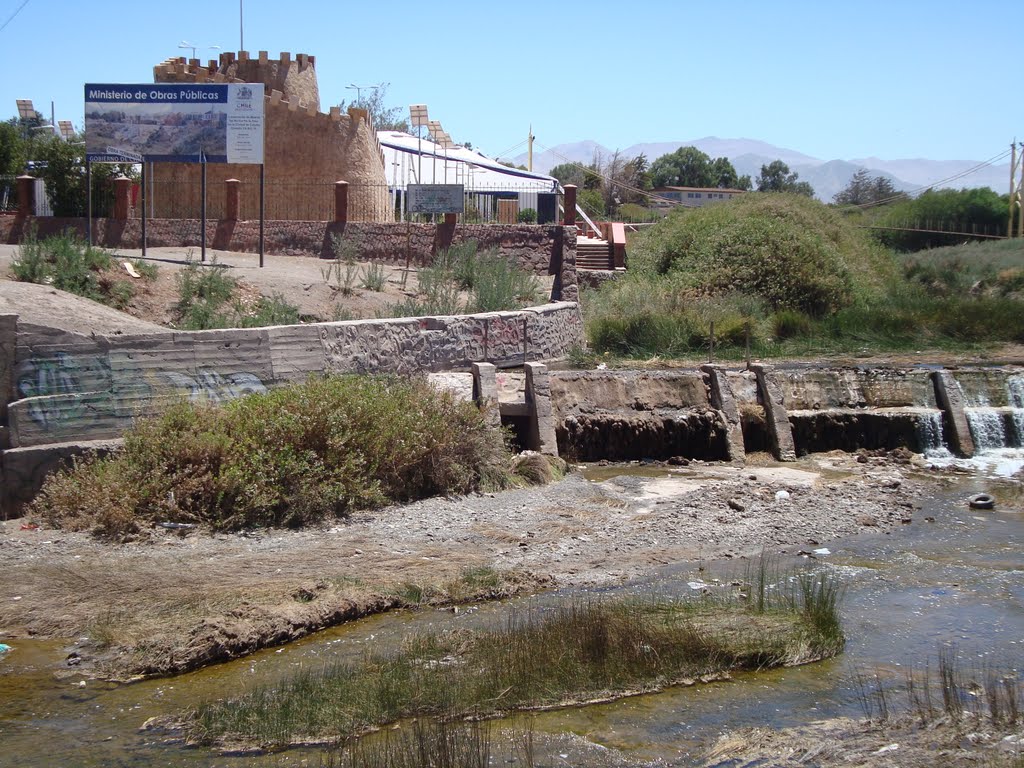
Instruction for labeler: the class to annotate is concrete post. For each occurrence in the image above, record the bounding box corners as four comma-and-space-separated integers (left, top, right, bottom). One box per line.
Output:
472, 362, 501, 429
0, 314, 16, 450
524, 362, 559, 457
334, 180, 349, 224
562, 184, 577, 226
932, 370, 975, 457
751, 364, 797, 461
225, 178, 241, 220
16, 175, 34, 217
701, 365, 746, 464
112, 176, 132, 220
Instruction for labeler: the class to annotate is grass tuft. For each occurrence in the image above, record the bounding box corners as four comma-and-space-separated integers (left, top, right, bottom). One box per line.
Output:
188, 566, 844, 750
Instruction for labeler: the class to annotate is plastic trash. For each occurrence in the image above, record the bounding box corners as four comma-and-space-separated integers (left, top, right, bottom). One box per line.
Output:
0, 643, 12, 654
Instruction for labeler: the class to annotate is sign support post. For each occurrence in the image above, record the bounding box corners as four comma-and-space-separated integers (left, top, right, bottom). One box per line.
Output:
140, 161, 147, 256
259, 163, 265, 268
86, 159, 92, 246
201, 152, 207, 262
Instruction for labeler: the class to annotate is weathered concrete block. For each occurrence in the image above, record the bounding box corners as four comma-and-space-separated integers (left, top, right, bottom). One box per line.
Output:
751, 364, 797, 461
472, 362, 500, 428
701, 365, 746, 464
933, 370, 975, 457
427, 372, 474, 402
525, 362, 558, 456
268, 324, 326, 383
1, 438, 122, 517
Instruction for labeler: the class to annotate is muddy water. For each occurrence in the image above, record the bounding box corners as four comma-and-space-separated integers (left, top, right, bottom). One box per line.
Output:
1, 470, 1021, 766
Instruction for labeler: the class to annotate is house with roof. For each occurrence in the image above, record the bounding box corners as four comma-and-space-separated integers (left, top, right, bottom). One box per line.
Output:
651, 186, 747, 207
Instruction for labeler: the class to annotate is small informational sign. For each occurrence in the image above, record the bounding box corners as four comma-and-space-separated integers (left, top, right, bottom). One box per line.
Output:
408, 184, 465, 214
84, 83, 264, 164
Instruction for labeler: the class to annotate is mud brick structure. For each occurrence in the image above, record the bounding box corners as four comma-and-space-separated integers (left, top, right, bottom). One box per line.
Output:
149, 51, 391, 222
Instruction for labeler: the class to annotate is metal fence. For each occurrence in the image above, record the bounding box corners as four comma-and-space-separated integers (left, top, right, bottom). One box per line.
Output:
136, 179, 562, 224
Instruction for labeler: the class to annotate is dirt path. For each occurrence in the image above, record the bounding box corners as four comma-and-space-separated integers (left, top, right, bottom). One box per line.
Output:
0, 451, 939, 680
0, 244, 554, 326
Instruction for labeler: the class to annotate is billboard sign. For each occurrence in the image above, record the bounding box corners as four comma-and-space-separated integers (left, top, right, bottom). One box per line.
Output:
85, 83, 264, 164
407, 184, 465, 214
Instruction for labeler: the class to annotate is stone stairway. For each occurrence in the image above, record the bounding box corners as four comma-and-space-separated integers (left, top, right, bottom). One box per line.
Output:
576, 235, 613, 270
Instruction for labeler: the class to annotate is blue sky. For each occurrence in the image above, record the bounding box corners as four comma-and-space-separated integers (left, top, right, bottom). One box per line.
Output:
2, 0, 1020, 163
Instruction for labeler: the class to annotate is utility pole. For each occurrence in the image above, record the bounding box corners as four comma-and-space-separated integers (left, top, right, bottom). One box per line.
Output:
1010, 142, 1018, 238
527, 125, 535, 172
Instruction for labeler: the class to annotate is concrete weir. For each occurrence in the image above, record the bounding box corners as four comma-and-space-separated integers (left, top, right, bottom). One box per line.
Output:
543, 365, 1024, 465
3, 293, 1022, 515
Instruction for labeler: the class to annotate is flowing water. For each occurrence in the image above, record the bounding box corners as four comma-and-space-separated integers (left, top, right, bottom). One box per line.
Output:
1, 471, 1022, 766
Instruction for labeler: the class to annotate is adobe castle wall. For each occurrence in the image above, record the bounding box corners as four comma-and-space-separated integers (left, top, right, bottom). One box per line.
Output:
149, 51, 391, 222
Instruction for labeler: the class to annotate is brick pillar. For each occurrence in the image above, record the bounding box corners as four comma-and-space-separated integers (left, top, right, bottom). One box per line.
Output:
112, 176, 132, 220
334, 180, 349, 224
225, 179, 240, 220
16, 175, 34, 217
562, 184, 577, 226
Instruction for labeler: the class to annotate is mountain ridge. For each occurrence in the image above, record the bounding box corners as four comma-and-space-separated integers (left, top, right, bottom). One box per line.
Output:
511, 137, 1010, 202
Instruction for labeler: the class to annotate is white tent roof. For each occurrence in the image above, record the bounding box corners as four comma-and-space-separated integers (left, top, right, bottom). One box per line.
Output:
377, 130, 559, 193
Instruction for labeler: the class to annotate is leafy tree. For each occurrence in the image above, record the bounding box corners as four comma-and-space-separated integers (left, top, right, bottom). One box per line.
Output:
0, 121, 27, 175
650, 146, 746, 191
710, 156, 751, 190
549, 162, 585, 187
833, 168, 903, 206
336, 83, 409, 132
872, 187, 1008, 251
756, 160, 814, 197
651, 146, 713, 188
32, 133, 135, 217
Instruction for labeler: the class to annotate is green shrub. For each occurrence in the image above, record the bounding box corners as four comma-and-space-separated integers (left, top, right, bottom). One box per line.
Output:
516, 208, 537, 223
32, 375, 515, 537
772, 309, 813, 340
630, 193, 896, 315
360, 262, 387, 292
11, 229, 117, 303
174, 257, 300, 330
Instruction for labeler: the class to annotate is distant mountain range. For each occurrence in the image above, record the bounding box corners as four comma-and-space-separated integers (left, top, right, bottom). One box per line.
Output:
511, 137, 1010, 202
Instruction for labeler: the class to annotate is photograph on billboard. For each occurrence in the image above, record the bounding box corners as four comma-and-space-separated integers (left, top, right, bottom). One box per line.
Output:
84, 83, 264, 164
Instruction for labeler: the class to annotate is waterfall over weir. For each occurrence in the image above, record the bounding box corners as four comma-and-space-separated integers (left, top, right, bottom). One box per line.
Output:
958, 372, 1024, 452
916, 411, 950, 457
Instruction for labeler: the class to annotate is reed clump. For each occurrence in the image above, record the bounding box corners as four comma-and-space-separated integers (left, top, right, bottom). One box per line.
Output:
189, 567, 845, 751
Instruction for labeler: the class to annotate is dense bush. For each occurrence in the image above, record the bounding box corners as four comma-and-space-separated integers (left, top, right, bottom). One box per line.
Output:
32, 376, 515, 537
630, 193, 896, 316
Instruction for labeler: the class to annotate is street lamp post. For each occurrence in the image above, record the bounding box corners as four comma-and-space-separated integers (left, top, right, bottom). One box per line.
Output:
178, 41, 220, 59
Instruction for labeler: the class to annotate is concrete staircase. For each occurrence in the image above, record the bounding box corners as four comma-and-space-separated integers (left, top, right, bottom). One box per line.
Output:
576, 235, 613, 270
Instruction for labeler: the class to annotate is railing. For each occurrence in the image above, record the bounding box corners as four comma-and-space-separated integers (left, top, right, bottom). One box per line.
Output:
135, 179, 563, 225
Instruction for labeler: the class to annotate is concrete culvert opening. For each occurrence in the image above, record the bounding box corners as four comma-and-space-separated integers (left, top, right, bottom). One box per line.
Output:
501, 414, 531, 453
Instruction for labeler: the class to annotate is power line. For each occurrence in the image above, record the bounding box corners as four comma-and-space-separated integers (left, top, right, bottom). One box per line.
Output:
842, 148, 1013, 210
0, 0, 31, 34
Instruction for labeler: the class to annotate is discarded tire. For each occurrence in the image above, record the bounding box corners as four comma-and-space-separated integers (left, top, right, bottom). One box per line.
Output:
968, 493, 995, 510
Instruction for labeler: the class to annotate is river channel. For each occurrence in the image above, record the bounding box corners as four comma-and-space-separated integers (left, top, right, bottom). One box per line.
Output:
1, 462, 1021, 767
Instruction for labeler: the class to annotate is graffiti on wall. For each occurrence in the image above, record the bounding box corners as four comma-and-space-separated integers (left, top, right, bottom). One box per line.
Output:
14, 351, 267, 431
159, 369, 267, 404
16, 352, 113, 429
